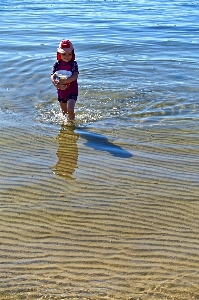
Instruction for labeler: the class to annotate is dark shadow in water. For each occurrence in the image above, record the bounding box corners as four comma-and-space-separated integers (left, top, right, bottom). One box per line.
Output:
76, 128, 133, 158
51, 126, 132, 181
51, 124, 79, 180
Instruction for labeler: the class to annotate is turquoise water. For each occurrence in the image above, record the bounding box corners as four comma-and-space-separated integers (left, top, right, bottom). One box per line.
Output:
1, 1, 199, 299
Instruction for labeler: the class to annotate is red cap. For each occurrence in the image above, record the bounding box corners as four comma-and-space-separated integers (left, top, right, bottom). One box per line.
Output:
57, 40, 74, 53
57, 39, 75, 61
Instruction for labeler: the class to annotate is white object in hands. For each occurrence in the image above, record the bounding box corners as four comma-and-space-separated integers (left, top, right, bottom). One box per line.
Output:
55, 70, 72, 80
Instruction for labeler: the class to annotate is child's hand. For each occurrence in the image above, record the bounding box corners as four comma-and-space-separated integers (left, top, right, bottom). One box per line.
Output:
51, 74, 70, 90
52, 79, 66, 90
51, 74, 59, 87
57, 78, 70, 90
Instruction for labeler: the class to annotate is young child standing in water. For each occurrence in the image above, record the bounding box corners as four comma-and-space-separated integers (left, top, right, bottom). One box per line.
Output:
51, 39, 78, 121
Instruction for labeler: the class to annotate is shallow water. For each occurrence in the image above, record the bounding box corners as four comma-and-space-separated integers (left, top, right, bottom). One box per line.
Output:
0, 0, 199, 299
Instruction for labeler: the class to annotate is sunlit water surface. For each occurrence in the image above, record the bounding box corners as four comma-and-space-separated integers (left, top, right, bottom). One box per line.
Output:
0, 0, 199, 299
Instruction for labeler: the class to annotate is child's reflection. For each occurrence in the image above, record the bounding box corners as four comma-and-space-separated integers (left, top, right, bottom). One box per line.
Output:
51, 124, 79, 180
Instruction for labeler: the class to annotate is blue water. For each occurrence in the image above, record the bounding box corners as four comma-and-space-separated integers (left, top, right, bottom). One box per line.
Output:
1, 0, 199, 128
1, 1, 199, 299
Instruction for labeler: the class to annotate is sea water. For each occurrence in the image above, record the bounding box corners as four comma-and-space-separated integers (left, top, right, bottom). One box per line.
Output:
0, 1, 199, 299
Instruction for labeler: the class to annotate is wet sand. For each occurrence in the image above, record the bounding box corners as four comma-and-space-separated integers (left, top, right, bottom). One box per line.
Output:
0, 124, 199, 299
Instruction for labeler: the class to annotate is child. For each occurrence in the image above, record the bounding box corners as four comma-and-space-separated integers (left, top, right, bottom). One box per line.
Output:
51, 39, 79, 121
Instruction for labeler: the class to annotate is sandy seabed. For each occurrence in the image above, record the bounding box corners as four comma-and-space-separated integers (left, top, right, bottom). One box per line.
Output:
0, 124, 199, 300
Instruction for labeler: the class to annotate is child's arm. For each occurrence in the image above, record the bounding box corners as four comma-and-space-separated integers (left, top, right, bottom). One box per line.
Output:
51, 73, 67, 90
51, 73, 57, 86
61, 72, 78, 84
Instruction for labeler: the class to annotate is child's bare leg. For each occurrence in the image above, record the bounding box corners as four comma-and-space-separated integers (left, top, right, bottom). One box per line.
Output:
60, 102, 68, 115
67, 99, 76, 120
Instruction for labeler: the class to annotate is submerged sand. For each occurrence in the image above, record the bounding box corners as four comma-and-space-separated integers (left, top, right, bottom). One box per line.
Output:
0, 124, 199, 299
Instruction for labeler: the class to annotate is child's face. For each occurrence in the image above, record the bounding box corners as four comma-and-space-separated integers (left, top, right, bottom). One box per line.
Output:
61, 52, 72, 62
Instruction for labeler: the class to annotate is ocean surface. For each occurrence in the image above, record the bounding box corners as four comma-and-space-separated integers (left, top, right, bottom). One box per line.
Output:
0, 0, 199, 299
